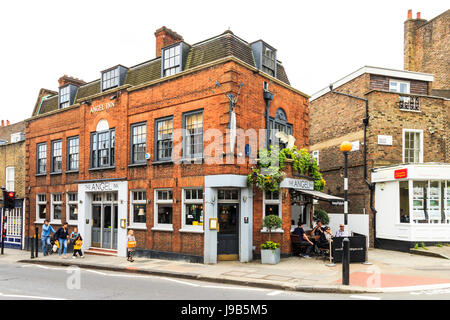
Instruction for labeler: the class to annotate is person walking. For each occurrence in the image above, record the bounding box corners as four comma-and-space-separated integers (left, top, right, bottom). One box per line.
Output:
72, 234, 84, 259
41, 220, 56, 256
54, 222, 70, 258
127, 229, 136, 262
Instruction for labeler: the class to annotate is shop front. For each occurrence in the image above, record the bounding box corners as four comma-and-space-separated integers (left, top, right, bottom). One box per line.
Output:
372, 164, 450, 251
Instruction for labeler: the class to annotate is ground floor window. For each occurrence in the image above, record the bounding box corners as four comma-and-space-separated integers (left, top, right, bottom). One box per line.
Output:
67, 193, 78, 224
182, 188, 203, 229
263, 191, 281, 219
51, 193, 62, 223
131, 190, 147, 227
36, 194, 47, 222
154, 189, 173, 229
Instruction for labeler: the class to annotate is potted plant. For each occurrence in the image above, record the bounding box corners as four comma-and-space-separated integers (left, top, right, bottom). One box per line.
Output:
313, 208, 330, 225
261, 215, 283, 264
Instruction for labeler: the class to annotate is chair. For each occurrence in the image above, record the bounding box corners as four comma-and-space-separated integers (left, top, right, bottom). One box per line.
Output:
290, 234, 307, 256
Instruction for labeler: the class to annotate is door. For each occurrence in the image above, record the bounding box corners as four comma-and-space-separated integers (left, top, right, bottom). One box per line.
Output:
217, 203, 239, 257
92, 205, 101, 247
102, 205, 112, 249
0, 199, 23, 249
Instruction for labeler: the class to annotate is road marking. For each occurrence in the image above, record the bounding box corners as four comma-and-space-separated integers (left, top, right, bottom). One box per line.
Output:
410, 288, 450, 295
160, 277, 201, 287
202, 285, 266, 291
267, 290, 282, 296
0, 292, 64, 300
349, 295, 381, 300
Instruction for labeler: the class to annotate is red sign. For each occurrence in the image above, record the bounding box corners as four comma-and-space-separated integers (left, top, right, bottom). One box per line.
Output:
394, 168, 408, 179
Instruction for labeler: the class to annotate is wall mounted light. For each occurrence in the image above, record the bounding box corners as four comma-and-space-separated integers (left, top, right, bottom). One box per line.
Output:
243, 196, 247, 203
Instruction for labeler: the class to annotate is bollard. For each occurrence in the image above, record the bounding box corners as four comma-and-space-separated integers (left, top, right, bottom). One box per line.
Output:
342, 237, 350, 285
31, 234, 35, 259
35, 227, 39, 258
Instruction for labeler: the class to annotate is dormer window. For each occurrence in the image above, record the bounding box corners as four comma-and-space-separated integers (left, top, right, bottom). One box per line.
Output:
59, 86, 70, 108
262, 46, 275, 76
101, 65, 128, 92
163, 44, 181, 77
389, 79, 410, 94
250, 40, 277, 78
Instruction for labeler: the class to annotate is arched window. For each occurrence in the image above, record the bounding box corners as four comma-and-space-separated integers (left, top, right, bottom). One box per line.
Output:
269, 108, 293, 148
91, 119, 115, 168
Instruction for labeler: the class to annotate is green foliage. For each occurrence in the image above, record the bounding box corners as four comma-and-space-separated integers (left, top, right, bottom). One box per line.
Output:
261, 240, 280, 250
436, 243, 443, 248
414, 243, 419, 250
421, 242, 427, 250
313, 209, 330, 225
262, 215, 283, 232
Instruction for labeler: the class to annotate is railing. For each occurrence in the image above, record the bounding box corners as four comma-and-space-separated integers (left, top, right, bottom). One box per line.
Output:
398, 95, 420, 112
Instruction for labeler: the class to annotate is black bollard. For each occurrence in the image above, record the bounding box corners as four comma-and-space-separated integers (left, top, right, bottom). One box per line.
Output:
342, 237, 350, 285
35, 227, 39, 258
31, 233, 35, 259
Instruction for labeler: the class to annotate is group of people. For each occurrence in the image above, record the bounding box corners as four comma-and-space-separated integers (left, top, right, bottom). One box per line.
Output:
40, 220, 137, 262
292, 221, 349, 258
41, 220, 84, 258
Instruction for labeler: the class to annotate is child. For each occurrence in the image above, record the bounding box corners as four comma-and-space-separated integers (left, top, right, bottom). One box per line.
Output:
127, 230, 136, 262
72, 234, 84, 259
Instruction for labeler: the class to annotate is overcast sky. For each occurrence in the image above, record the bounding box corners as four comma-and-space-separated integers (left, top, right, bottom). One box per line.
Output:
0, 0, 447, 124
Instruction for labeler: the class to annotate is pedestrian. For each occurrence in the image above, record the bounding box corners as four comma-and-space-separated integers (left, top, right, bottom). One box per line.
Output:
72, 234, 84, 259
54, 222, 70, 258
41, 220, 56, 256
127, 229, 136, 262
70, 227, 80, 243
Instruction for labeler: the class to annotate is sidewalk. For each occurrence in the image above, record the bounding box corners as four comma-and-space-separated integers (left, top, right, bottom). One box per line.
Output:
5, 248, 450, 294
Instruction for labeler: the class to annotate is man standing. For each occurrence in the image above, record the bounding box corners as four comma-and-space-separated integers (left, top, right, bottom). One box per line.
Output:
54, 222, 70, 258
41, 220, 55, 256
292, 222, 314, 258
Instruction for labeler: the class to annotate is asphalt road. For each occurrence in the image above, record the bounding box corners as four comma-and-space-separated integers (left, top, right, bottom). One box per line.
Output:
0, 261, 449, 301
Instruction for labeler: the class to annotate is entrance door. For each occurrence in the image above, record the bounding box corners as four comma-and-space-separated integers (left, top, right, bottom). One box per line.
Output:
91, 203, 118, 250
102, 205, 112, 249
217, 203, 239, 258
92, 205, 101, 247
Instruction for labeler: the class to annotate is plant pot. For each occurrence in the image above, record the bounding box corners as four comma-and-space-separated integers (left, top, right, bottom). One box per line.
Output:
261, 247, 280, 264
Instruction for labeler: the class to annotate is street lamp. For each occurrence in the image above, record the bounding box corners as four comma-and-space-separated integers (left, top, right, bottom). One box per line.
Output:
340, 141, 352, 227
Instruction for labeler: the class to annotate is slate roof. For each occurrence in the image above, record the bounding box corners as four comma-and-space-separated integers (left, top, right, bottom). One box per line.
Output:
34, 30, 292, 117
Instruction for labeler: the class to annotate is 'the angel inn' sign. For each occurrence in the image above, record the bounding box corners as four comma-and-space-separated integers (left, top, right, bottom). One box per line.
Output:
280, 178, 314, 190
84, 182, 120, 192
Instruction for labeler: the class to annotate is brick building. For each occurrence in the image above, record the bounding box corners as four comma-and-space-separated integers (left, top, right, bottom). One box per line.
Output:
310, 65, 449, 250
404, 9, 450, 98
0, 120, 26, 249
25, 27, 314, 263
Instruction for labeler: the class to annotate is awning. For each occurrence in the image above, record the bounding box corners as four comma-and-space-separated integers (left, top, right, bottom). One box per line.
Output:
295, 189, 345, 204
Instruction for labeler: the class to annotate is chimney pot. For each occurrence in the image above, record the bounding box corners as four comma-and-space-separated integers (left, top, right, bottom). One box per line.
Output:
154, 26, 183, 58
6, 120, 10, 126
416, 12, 421, 19
1, 120, 4, 127
408, 9, 412, 19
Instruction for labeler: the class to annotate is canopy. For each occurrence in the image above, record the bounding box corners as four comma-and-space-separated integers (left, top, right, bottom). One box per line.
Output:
295, 189, 344, 204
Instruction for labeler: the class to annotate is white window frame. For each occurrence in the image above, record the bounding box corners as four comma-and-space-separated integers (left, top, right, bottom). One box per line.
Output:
5, 166, 14, 191
262, 191, 283, 233
51, 193, 63, 224
35, 194, 47, 223
180, 188, 204, 233
312, 150, 319, 166
130, 190, 147, 229
152, 189, 174, 232
389, 79, 410, 94
402, 129, 423, 164
66, 193, 78, 226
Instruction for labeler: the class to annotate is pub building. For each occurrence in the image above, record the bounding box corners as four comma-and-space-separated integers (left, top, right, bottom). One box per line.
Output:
25, 27, 337, 263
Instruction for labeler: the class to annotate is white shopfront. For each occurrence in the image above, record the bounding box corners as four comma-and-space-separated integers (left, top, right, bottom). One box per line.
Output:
372, 164, 450, 248
77, 180, 128, 257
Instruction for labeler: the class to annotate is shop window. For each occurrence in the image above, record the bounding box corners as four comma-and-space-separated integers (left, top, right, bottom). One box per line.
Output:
412, 181, 427, 223
428, 181, 442, 223
182, 188, 204, 230
37, 143, 47, 174
51, 193, 62, 223
36, 194, 47, 222
67, 136, 79, 171
131, 190, 147, 227
399, 181, 410, 223
154, 189, 173, 230
67, 193, 78, 224
155, 117, 173, 161
130, 122, 147, 164
445, 181, 450, 224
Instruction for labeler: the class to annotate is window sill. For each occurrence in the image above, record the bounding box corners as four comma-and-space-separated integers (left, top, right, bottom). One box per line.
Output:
152, 160, 173, 165
68, 221, 78, 226
128, 224, 147, 230
50, 220, 62, 225
128, 163, 147, 168
34, 220, 45, 224
35, 173, 46, 177
151, 226, 174, 232
89, 166, 116, 172
65, 170, 79, 174
50, 172, 62, 176
179, 228, 204, 234
180, 157, 204, 164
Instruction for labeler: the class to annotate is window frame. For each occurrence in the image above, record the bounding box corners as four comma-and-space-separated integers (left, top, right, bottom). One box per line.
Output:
262, 45, 276, 77
59, 85, 71, 109
269, 108, 293, 148
51, 139, 63, 174
152, 189, 174, 231
90, 128, 115, 169
180, 188, 204, 233
402, 129, 423, 164
50, 193, 63, 224
101, 67, 120, 92
67, 136, 79, 172
182, 110, 204, 160
155, 116, 174, 162
262, 190, 283, 233
66, 192, 78, 225
162, 43, 182, 77
130, 122, 147, 165
36, 142, 47, 175
36, 194, 47, 223
5, 166, 14, 191
389, 79, 411, 94
130, 190, 147, 229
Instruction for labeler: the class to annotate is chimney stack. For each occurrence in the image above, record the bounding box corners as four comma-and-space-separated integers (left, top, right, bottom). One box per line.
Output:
58, 75, 86, 88
408, 9, 412, 19
154, 27, 183, 58
416, 12, 421, 19
1, 120, 4, 127
6, 120, 10, 126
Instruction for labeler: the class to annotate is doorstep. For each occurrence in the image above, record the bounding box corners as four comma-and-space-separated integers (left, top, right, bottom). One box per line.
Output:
84, 247, 118, 256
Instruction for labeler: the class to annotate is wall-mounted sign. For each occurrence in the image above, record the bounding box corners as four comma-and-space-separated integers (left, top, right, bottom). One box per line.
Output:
120, 219, 127, 229
394, 168, 408, 179
90, 102, 115, 114
209, 218, 218, 230
280, 178, 314, 190
378, 135, 393, 146
84, 181, 120, 191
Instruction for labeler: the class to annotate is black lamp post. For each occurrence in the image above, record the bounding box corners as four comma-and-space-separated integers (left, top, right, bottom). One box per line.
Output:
340, 141, 352, 226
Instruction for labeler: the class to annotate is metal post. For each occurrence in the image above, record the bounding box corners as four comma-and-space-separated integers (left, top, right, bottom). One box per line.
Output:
35, 227, 39, 258
344, 151, 348, 226
1, 208, 4, 255
326, 238, 336, 267
31, 232, 35, 259
342, 237, 350, 285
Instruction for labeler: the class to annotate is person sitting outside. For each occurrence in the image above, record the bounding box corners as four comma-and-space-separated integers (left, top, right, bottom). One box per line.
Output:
335, 224, 349, 237
292, 222, 314, 258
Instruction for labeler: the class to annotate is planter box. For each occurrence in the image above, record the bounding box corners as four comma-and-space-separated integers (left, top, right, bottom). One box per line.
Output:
261, 247, 280, 264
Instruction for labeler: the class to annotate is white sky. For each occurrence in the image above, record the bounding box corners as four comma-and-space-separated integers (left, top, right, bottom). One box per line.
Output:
0, 0, 447, 124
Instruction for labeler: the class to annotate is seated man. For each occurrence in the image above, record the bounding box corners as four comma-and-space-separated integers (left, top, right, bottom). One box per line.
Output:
292, 222, 314, 258
335, 224, 349, 237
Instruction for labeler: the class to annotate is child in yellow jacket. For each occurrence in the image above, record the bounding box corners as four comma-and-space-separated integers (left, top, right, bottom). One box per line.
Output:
72, 234, 84, 258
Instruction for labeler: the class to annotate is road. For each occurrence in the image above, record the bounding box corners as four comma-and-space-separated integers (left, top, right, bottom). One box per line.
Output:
0, 261, 449, 301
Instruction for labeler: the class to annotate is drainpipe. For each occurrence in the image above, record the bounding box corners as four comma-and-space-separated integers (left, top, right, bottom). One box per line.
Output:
263, 90, 274, 149
329, 85, 377, 246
